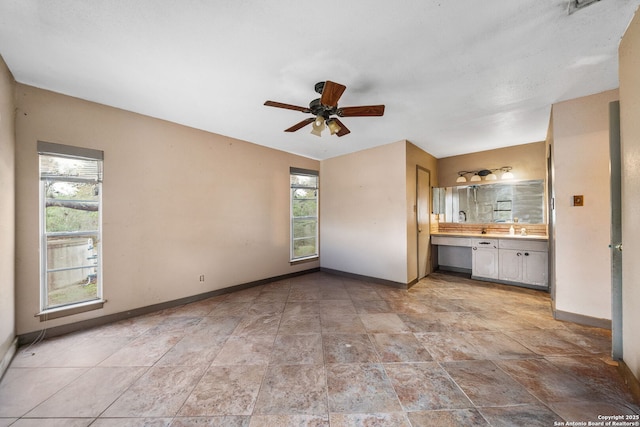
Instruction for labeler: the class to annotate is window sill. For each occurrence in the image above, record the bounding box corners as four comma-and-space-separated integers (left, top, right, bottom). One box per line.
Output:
290, 255, 319, 266
36, 299, 106, 321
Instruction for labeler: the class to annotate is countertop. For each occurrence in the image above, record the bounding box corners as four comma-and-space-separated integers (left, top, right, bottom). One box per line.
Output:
431, 232, 548, 241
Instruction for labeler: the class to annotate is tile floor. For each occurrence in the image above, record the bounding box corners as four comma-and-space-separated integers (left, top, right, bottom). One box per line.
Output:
0, 271, 638, 426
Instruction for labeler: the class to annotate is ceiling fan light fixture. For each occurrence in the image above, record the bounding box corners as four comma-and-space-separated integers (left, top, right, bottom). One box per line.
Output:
264, 81, 383, 137
311, 115, 325, 136
326, 119, 341, 135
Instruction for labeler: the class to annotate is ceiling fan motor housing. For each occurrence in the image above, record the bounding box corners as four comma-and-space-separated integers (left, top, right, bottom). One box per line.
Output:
309, 98, 338, 119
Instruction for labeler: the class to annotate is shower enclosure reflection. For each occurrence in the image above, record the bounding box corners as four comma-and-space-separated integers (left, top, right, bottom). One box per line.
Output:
433, 180, 545, 224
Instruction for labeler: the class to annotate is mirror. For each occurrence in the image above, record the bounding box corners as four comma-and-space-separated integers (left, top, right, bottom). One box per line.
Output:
433, 180, 545, 224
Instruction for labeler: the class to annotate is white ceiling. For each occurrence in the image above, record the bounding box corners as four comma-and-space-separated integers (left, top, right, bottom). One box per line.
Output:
1, 1, 638, 160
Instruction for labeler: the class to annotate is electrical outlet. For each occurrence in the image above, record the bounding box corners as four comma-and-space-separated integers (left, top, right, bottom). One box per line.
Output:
199, 274, 205, 282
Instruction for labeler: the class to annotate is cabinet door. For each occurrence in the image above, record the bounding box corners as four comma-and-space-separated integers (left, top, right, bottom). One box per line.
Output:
472, 248, 499, 279
499, 249, 523, 282
522, 251, 548, 286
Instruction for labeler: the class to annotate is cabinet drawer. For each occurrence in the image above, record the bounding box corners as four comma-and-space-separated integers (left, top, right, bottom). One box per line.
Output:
432, 236, 472, 247
471, 238, 498, 248
499, 239, 548, 251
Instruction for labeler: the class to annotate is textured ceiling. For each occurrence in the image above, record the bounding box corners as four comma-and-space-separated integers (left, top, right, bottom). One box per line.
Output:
1, 0, 638, 160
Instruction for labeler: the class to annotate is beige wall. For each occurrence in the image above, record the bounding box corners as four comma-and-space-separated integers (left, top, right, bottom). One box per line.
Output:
619, 7, 640, 382
437, 141, 546, 188
319, 140, 438, 285
15, 84, 319, 335
0, 57, 16, 375
320, 141, 408, 284
551, 89, 618, 322
406, 141, 439, 283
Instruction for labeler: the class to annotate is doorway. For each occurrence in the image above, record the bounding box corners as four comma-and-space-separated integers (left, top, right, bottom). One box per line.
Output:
417, 166, 431, 280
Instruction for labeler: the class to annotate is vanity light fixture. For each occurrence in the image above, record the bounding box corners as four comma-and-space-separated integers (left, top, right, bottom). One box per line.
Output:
455, 166, 514, 183
456, 172, 468, 183
501, 166, 514, 180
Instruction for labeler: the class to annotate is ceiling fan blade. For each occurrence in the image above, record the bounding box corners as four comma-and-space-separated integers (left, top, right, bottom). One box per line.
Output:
284, 118, 315, 132
339, 105, 385, 117
320, 81, 346, 107
264, 100, 311, 113
333, 118, 351, 137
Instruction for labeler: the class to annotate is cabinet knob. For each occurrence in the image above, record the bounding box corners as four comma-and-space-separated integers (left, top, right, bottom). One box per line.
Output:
517, 252, 522, 256
524, 252, 530, 256
472, 247, 477, 250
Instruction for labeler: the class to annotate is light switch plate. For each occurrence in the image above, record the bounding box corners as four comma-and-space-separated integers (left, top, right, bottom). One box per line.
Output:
573, 195, 584, 206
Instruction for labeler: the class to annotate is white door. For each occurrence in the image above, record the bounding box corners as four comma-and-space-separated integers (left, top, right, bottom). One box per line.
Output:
417, 167, 431, 279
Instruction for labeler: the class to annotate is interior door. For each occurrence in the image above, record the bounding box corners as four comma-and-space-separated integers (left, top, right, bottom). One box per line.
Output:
547, 145, 556, 304
417, 167, 431, 279
609, 100, 623, 360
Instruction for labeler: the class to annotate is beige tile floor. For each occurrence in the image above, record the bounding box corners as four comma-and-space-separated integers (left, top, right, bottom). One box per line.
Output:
0, 272, 638, 426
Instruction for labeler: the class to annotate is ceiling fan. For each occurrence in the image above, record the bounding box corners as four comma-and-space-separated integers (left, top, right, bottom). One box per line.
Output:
264, 81, 385, 137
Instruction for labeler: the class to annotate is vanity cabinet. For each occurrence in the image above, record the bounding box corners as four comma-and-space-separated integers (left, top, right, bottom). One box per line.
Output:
471, 238, 499, 280
432, 234, 548, 290
498, 250, 523, 282
498, 239, 548, 287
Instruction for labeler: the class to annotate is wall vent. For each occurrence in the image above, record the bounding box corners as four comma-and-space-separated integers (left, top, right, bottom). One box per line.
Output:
568, 0, 601, 15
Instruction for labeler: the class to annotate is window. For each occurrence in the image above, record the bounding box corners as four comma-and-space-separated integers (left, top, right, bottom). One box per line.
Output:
290, 168, 319, 261
38, 141, 104, 314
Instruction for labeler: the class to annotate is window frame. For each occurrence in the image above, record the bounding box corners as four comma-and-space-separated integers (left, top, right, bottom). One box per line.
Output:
37, 141, 105, 318
290, 167, 319, 262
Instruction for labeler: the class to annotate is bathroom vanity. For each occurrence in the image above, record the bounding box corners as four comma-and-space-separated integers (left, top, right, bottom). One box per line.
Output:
431, 178, 548, 290
431, 233, 548, 290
